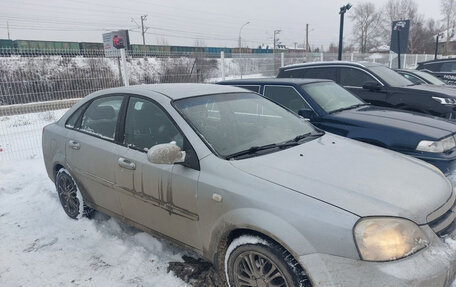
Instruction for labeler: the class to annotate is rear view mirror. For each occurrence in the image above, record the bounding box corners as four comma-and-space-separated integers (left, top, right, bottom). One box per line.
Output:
298, 109, 316, 120
362, 81, 382, 91
147, 141, 186, 164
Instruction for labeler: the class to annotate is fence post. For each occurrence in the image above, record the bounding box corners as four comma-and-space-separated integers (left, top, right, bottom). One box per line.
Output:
221, 51, 225, 81
414, 54, 418, 67
403, 54, 407, 68
120, 48, 129, 86
320, 52, 324, 61
389, 52, 393, 68
351, 52, 354, 62
424, 54, 429, 61
281, 52, 284, 67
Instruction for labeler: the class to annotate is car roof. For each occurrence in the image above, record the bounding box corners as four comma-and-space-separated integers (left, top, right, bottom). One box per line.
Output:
279, 61, 382, 71
92, 83, 247, 100
418, 58, 456, 65
218, 78, 332, 85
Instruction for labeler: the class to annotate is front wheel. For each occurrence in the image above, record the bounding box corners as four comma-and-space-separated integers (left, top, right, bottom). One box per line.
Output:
224, 235, 311, 287
55, 168, 94, 219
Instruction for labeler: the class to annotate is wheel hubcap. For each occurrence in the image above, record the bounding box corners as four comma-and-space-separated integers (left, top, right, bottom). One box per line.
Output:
57, 174, 79, 217
233, 251, 288, 287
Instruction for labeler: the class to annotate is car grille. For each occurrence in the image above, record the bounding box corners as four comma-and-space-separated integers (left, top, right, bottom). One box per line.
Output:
427, 193, 456, 237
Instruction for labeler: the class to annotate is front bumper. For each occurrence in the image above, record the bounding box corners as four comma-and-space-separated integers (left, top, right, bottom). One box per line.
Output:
299, 227, 456, 287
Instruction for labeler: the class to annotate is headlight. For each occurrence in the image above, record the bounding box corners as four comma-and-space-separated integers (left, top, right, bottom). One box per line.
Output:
416, 136, 456, 153
354, 217, 428, 261
432, 96, 456, 105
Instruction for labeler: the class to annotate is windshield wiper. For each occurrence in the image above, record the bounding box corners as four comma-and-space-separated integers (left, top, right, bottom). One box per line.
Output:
225, 142, 299, 160
330, 103, 369, 114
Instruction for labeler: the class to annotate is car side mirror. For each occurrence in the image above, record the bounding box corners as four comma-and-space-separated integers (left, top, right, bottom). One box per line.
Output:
298, 109, 316, 120
362, 81, 382, 91
147, 141, 186, 165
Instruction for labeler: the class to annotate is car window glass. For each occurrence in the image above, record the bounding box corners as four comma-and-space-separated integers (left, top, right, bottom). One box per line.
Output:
302, 82, 364, 113
401, 73, 423, 85
339, 68, 376, 87
236, 85, 261, 93
280, 67, 337, 82
263, 86, 311, 113
300, 68, 338, 82
441, 62, 456, 72
175, 92, 315, 157
124, 97, 183, 151
79, 96, 123, 140
65, 102, 88, 128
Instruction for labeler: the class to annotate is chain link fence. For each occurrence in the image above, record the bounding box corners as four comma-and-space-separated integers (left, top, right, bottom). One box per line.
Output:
0, 48, 452, 160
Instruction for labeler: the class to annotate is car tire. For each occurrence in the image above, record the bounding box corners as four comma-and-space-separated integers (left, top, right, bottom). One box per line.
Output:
55, 168, 95, 219
224, 235, 312, 287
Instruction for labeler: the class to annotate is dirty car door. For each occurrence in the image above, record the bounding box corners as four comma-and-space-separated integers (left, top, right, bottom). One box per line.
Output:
65, 95, 124, 216
115, 96, 201, 249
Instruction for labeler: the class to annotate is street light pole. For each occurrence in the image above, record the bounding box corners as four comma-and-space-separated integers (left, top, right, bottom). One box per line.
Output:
338, 3, 352, 61
238, 22, 250, 52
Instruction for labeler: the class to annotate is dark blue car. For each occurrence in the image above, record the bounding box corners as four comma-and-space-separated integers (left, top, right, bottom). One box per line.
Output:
218, 78, 456, 174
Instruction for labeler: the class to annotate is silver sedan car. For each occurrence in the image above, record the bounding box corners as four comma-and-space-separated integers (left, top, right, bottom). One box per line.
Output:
43, 84, 456, 287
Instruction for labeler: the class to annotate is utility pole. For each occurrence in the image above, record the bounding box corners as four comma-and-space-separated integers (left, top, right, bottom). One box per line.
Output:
7, 21, 10, 40
140, 15, 148, 46
274, 29, 281, 51
132, 15, 148, 46
338, 3, 352, 61
306, 24, 309, 53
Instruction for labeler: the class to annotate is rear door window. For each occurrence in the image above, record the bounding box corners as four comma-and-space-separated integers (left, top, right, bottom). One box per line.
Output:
263, 86, 311, 114
339, 68, 376, 87
79, 96, 123, 140
441, 62, 456, 73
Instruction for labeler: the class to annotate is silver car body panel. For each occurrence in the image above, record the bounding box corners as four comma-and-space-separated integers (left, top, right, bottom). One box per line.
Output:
42, 84, 456, 287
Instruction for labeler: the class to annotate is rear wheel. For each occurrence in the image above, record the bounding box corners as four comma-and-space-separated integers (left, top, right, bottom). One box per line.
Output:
55, 168, 94, 219
224, 235, 311, 287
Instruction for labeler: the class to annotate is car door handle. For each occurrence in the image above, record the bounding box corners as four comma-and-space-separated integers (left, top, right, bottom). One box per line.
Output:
118, 157, 136, 170
68, 140, 80, 150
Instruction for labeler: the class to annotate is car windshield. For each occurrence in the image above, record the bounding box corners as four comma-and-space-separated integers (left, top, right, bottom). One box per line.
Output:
369, 65, 413, 87
301, 82, 365, 113
413, 70, 446, 85
174, 92, 317, 158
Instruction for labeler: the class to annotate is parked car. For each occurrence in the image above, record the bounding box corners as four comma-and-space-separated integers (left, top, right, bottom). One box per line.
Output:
277, 61, 456, 121
396, 68, 450, 86
43, 84, 456, 287
417, 58, 456, 84
218, 78, 456, 174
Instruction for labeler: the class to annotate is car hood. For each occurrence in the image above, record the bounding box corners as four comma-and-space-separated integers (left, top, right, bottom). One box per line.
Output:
331, 106, 456, 139
404, 84, 456, 97
230, 134, 452, 224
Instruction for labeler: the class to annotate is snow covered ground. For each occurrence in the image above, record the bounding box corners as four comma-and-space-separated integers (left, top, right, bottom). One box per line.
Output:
0, 158, 191, 287
2, 109, 456, 286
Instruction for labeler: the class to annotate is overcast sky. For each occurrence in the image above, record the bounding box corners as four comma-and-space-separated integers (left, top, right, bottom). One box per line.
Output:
0, 0, 444, 49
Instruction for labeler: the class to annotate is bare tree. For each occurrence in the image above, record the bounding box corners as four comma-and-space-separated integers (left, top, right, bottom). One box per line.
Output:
382, 0, 430, 53
349, 2, 382, 53
441, 0, 456, 54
